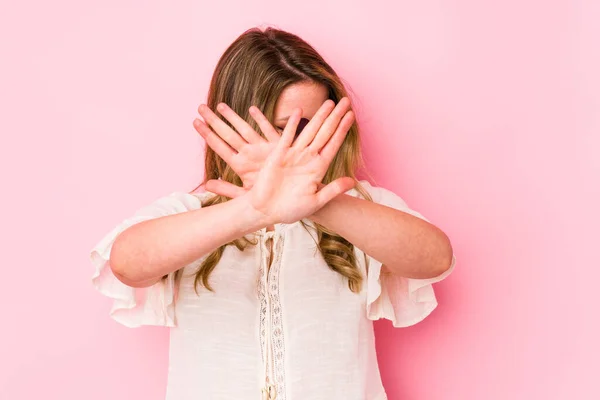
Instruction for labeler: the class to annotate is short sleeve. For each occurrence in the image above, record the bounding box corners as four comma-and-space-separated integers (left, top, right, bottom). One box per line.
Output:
89, 190, 212, 328
351, 180, 456, 328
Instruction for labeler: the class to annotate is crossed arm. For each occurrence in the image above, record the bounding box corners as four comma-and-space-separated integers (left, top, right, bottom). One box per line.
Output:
308, 192, 454, 280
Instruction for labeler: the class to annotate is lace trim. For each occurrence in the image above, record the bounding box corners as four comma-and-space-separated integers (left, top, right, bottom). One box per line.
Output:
258, 241, 268, 366
270, 235, 286, 399
257, 233, 287, 400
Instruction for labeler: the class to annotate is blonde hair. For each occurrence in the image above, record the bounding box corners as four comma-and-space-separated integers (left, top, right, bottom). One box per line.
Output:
180, 26, 374, 294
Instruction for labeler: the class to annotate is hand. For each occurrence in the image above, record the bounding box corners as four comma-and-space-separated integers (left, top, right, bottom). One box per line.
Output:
206, 99, 356, 224
206, 180, 326, 199
194, 97, 351, 190
194, 102, 279, 189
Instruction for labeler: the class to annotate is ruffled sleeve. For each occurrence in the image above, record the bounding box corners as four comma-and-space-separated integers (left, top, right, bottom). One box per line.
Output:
90, 190, 212, 328
352, 180, 456, 328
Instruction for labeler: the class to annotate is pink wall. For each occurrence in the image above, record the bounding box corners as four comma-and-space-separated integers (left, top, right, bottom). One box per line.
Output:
1, 1, 598, 399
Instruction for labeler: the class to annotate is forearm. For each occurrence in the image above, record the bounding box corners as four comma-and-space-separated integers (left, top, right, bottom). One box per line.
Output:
308, 193, 453, 279
110, 194, 271, 287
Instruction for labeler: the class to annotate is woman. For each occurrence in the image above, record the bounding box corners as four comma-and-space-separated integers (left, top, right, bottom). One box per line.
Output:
90, 26, 456, 400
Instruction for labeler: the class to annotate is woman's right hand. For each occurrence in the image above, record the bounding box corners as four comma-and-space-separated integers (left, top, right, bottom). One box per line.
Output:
194, 97, 351, 193
206, 99, 356, 225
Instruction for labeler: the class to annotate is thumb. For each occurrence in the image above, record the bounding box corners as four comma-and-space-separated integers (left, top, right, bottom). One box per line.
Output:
315, 177, 355, 208
205, 179, 247, 199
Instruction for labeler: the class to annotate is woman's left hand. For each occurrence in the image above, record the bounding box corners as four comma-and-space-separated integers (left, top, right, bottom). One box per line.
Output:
194, 98, 348, 191
194, 102, 281, 189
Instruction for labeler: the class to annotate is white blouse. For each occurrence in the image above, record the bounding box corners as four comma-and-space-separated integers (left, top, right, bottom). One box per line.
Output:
90, 180, 456, 400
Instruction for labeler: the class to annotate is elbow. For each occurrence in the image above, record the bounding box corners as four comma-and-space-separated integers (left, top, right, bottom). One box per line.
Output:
389, 229, 455, 279
110, 261, 143, 288
110, 257, 159, 288
428, 235, 454, 278
109, 233, 152, 288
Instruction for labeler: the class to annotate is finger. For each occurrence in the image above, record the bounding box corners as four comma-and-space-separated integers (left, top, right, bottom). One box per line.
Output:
318, 110, 355, 164
197, 104, 247, 151
216, 103, 264, 144
205, 179, 247, 199
249, 105, 281, 142
306, 97, 352, 154
315, 177, 356, 208
273, 107, 302, 158
291, 99, 336, 150
193, 118, 236, 163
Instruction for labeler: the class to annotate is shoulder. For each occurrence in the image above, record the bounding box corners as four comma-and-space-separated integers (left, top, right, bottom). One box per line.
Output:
345, 180, 427, 221
187, 189, 218, 205
133, 190, 217, 217
344, 179, 406, 206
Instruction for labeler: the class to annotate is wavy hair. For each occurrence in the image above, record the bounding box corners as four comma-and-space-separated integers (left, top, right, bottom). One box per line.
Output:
174, 26, 374, 294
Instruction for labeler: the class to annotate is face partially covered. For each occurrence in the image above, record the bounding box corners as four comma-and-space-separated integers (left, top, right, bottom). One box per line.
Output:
273, 81, 329, 138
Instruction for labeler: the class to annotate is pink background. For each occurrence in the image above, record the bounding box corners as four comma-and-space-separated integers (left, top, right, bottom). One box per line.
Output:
1, 1, 598, 399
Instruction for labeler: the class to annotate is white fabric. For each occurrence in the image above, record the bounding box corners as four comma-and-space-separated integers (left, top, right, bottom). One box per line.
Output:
90, 180, 456, 400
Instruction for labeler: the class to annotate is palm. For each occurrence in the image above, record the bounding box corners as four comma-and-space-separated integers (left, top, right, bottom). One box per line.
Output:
230, 140, 277, 189
250, 149, 330, 223
196, 97, 356, 224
